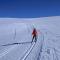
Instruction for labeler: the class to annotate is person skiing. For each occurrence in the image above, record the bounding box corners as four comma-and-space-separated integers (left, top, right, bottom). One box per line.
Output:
32, 28, 38, 43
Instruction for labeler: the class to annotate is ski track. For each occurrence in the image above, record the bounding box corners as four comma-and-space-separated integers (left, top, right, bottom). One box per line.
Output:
37, 29, 60, 60
0, 45, 17, 58
20, 42, 35, 60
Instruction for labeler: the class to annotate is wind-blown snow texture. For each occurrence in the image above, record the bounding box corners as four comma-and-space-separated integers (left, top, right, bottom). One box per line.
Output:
0, 16, 60, 60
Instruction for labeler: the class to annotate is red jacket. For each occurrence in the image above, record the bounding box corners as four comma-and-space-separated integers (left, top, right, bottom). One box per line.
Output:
32, 29, 37, 36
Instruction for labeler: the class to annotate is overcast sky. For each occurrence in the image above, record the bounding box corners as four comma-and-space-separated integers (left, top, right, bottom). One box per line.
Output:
0, 0, 60, 18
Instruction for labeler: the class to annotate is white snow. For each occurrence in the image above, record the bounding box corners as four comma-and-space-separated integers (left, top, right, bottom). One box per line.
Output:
0, 16, 60, 60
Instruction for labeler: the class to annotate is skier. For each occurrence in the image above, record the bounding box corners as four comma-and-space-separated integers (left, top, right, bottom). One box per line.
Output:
32, 28, 38, 43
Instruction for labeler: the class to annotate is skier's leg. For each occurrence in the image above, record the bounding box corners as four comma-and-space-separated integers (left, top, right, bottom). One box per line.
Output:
32, 36, 34, 42
35, 36, 37, 43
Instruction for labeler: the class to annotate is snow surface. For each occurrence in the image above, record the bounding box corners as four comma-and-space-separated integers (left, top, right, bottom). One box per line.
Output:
0, 16, 60, 60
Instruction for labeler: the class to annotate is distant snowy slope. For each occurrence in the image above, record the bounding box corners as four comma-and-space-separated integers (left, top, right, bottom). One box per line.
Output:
0, 16, 60, 60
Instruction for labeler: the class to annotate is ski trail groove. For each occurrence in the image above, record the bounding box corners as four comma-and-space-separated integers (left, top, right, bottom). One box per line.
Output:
0, 45, 17, 58
37, 33, 45, 60
20, 42, 36, 60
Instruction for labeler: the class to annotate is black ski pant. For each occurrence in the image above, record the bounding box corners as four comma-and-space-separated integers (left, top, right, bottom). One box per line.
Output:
32, 35, 37, 42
